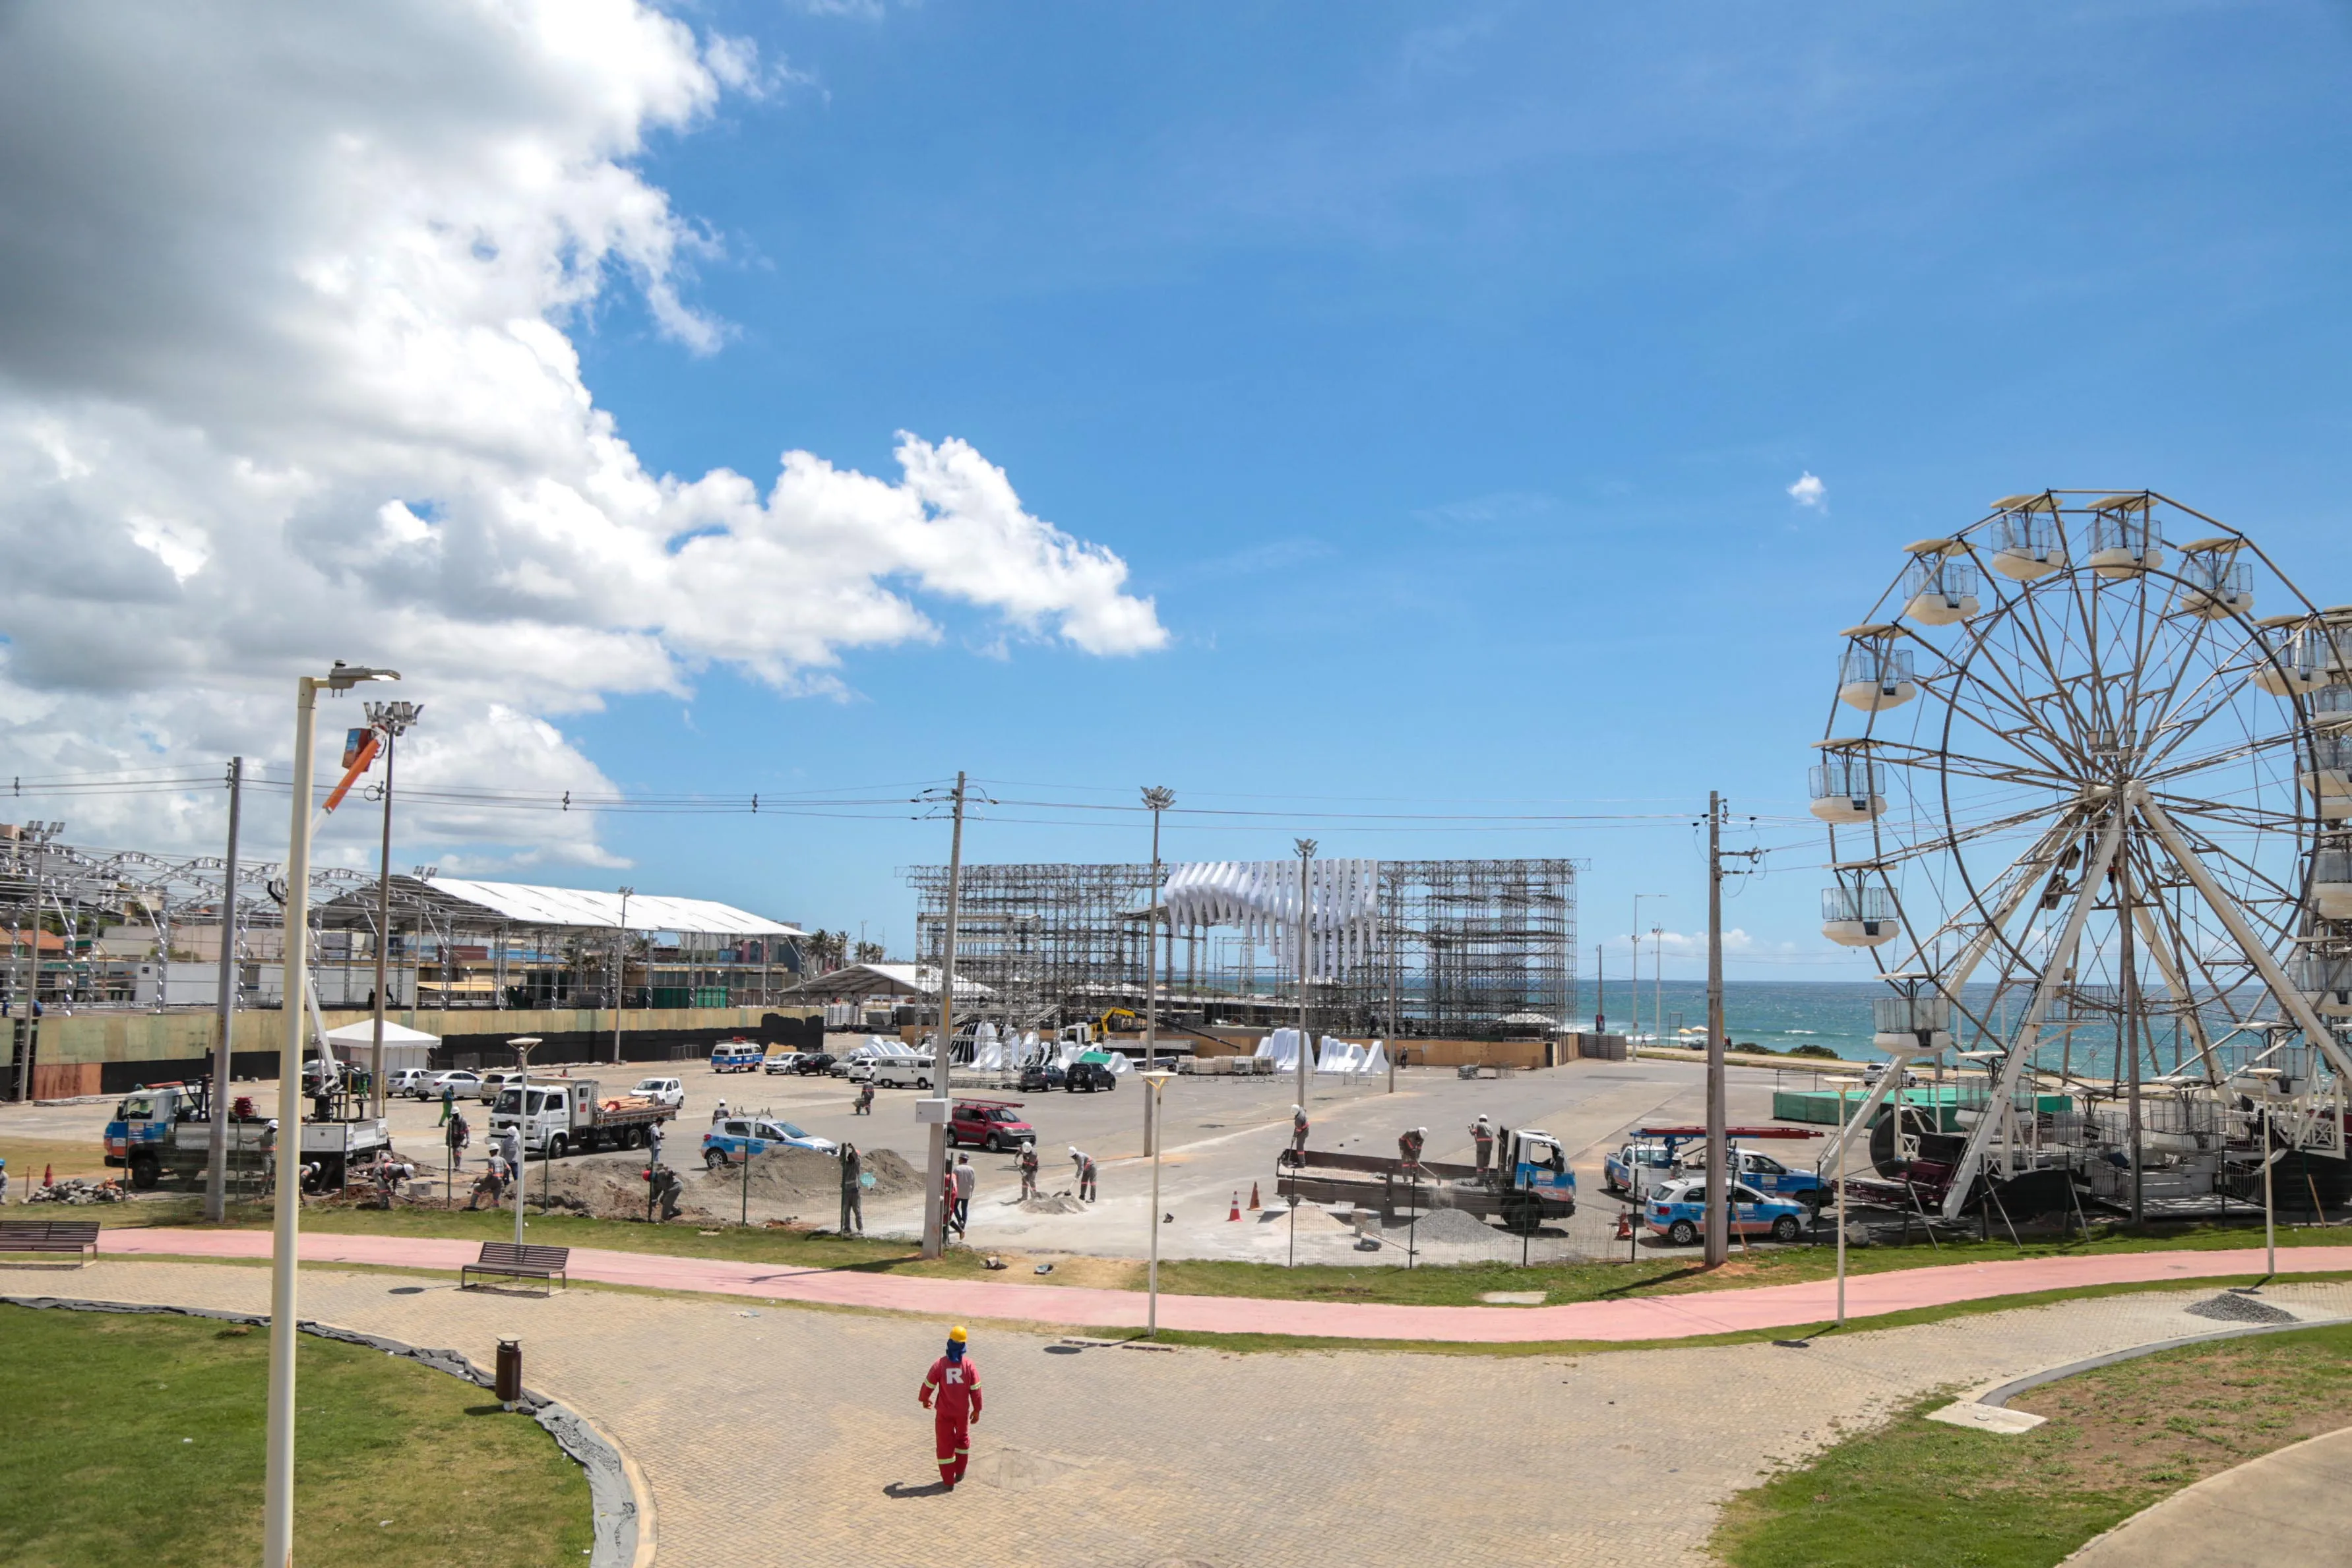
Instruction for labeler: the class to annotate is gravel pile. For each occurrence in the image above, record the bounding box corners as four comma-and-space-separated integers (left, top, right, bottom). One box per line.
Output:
2186, 1291, 2298, 1325
25, 1178, 126, 1205
1385, 1206, 1499, 1245
1013, 1193, 1088, 1215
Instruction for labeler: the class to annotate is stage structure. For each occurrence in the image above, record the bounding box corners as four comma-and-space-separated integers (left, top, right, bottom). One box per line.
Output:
904, 858, 1578, 1040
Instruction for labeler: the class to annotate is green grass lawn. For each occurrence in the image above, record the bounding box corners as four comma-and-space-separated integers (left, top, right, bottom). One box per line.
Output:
1712, 1321, 2352, 1568
0, 1303, 593, 1568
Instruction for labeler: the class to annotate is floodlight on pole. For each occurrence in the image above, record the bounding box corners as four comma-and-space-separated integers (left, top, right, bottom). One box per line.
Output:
1141, 787, 1173, 1156
360, 699, 421, 1120
1140, 1069, 1175, 1335
263, 661, 396, 1568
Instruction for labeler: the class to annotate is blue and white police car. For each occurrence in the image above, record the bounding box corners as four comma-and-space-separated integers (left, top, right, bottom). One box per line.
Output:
702, 1116, 838, 1168
1644, 1176, 1809, 1247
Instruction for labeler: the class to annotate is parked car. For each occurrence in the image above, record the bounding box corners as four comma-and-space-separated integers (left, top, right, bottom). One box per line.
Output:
478, 1068, 524, 1103
416, 1069, 481, 1101
702, 1116, 839, 1167
1644, 1178, 1808, 1246
1017, 1062, 1066, 1093
948, 1099, 1036, 1151
788, 1052, 836, 1076
873, 1054, 935, 1090
762, 1052, 803, 1075
387, 1068, 431, 1097
629, 1077, 685, 1110
841, 1058, 876, 1083
1065, 1059, 1118, 1094
1601, 1139, 1680, 1199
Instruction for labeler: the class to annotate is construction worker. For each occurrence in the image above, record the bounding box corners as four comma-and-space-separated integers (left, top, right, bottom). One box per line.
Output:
711, 1098, 729, 1126
838, 1141, 864, 1234
1399, 1126, 1427, 1168
436, 1083, 455, 1126
1290, 1104, 1309, 1156
855, 1081, 875, 1116
941, 1166, 962, 1242
0, 1156, 9, 1206
952, 1153, 975, 1231
1070, 1145, 1097, 1202
918, 1325, 983, 1490
1470, 1114, 1495, 1174
1017, 1143, 1040, 1201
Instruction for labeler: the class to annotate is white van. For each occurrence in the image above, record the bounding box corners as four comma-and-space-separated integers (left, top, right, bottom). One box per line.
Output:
710, 1039, 764, 1074
874, 1053, 935, 1090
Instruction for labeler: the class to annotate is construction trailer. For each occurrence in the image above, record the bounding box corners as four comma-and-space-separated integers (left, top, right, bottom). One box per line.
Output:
902, 858, 1578, 1041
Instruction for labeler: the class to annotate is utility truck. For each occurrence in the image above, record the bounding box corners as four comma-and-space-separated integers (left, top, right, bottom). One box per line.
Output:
489, 1079, 679, 1159
102, 1079, 389, 1191
1276, 1126, 1577, 1234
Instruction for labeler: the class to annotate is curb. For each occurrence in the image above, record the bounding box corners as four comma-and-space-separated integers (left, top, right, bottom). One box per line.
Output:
1, 1293, 653, 1567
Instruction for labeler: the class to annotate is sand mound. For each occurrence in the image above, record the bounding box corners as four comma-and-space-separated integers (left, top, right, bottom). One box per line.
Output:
1014, 1193, 1087, 1215
685, 1144, 923, 1213
1384, 1205, 1500, 1245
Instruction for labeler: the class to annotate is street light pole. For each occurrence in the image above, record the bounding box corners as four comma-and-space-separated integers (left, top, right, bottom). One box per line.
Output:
1142, 787, 1172, 1155
1631, 893, 1667, 1044
509, 1036, 540, 1250
1294, 838, 1316, 1112
612, 887, 634, 1066
263, 662, 395, 1568
920, 773, 967, 1262
1142, 1070, 1173, 1335
1828, 1074, 1857, 1327
1704, 792, 1728, 1269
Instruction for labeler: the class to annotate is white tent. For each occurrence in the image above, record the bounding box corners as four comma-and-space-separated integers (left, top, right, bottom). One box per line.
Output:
1315, 1036, 1366, 1075
321, 1019, 438, 1074
1358, 1039, 1389, 1076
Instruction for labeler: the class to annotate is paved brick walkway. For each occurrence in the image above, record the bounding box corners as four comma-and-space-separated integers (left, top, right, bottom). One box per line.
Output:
24, 1261, 2352, 1566
95, 1227, 2352, 1342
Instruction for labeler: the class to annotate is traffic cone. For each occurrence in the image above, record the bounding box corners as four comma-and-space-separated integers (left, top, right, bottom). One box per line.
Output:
1614, 1209, 1633, 1241
1228, 1191, 1241, 1221
42, 1164, 53, 1188
1249, 1181, 1262, 1211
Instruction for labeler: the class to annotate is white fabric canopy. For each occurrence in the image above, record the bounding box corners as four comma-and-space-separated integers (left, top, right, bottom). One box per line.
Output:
1160, 860, 1381, 979
322, 1020, 440, 1048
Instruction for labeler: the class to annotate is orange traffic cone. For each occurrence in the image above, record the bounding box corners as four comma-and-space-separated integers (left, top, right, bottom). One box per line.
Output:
1614, 1209, 1633, 1241
42, 1163, 53, 1188
1249, 1181, 1262, 1211
1227, 1191, 1241, 1221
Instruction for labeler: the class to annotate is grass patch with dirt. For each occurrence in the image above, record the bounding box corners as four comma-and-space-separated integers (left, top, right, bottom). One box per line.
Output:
0, 1302, 592, 1568
1712, 1320, 2352, 1568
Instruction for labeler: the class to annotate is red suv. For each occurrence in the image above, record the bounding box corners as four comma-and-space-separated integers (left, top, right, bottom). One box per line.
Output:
948, 1099, 1036, 1153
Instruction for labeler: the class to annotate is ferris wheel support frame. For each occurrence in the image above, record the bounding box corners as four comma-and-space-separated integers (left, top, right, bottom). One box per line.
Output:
1938, 804, 2129, 1219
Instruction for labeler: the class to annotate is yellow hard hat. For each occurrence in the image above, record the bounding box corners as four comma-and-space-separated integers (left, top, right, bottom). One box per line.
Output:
948, 1325, 968, 1343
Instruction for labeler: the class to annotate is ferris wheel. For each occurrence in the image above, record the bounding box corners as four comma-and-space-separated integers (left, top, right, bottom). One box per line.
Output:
1812, 490, 2352, 1222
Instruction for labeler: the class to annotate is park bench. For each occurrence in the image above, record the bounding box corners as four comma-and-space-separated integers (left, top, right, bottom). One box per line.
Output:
0, 1219, 101, 1263
460, 1240, 569, 1294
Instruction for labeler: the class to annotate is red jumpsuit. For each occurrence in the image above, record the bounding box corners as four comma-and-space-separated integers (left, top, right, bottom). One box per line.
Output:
919, 1353, 982, 1485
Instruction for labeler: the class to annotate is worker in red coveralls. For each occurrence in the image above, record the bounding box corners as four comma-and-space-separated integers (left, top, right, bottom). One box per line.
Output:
919, 1325, 983, 1488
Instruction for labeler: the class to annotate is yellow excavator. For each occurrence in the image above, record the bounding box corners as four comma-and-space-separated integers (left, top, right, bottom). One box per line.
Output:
1096, 1008, 1142, 1038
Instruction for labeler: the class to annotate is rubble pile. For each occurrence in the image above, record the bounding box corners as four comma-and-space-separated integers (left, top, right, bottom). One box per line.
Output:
27, 1177, 127, 1205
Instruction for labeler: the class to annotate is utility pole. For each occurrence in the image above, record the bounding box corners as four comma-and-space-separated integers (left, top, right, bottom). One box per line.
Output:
1295, 837, 1316, 1111
1142, 787, 1173, 1157
1653, 924, 1666, 1048
1594, 942, 1604, 1034
205, 758, 244, 1221
920, 773, 967, 1261
611, 886, 634, 1065
362, 701, 419, 1118
1704, 793, 1729, 1267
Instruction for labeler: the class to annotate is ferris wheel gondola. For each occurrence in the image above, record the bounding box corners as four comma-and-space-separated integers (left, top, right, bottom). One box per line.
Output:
1814, 490, 2352, 1224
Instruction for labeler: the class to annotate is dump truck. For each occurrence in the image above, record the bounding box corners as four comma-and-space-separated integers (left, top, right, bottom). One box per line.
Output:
102, 1079, 388, 1191
1276, 1126, 1577, 1234
489, 1078, 678, 1159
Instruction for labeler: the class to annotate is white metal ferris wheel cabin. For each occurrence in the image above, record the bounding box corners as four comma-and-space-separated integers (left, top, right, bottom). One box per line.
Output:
1812, 490, 2352, 1224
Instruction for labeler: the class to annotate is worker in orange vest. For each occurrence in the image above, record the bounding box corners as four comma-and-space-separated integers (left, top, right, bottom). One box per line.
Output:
919, 1325, 983, 1490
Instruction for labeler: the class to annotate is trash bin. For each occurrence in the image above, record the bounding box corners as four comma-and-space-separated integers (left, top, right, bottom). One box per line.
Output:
495, 1338, 522, 1409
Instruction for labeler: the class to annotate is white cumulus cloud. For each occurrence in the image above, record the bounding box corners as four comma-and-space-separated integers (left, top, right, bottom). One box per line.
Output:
0, 1, 1164, 867
1787, 471, 1826, 508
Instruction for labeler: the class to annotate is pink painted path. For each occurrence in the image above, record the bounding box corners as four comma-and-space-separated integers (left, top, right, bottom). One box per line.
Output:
96, 1229, 2352, 1344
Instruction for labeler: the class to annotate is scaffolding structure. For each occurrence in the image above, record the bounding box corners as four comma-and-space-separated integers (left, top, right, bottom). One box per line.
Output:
905, 858, 1578, 1040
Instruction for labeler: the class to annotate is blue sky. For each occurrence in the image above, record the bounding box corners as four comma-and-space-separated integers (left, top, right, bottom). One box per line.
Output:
7, 2, 2348, 982
536, 1, 2352, 973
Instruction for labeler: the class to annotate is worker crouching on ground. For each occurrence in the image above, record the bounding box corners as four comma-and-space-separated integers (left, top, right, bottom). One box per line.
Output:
1069, 1145, 1097, 1202
919, 1325, 983, 1490
855, 1081, 875, 1115
1470, 1114, 1495, 1173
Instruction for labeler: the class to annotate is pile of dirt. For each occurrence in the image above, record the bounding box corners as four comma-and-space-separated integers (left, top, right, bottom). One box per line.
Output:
685, 1144, 923, 1213
1384, 1205, 1499, 1246
529, 1159, 722, 1223
1012, 1192, 1088, 1215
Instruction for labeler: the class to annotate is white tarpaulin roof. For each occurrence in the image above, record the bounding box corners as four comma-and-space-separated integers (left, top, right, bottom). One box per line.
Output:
417, 878, 805, 938
322, 1020, 441, 1047
786, 962, 994, 1000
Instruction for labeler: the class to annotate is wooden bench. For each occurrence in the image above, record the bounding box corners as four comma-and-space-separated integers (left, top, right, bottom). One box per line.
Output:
0, 1220, 101, 1263
460, 1241, 569, 1293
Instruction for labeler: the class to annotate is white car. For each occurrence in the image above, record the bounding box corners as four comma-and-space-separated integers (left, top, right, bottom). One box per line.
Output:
478, 1068, 525, 1103
629, 1077, 685, 1109
416, 1069, 481, 1101
387, 1068, 431, 1097
762, 1052, 801, 1075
